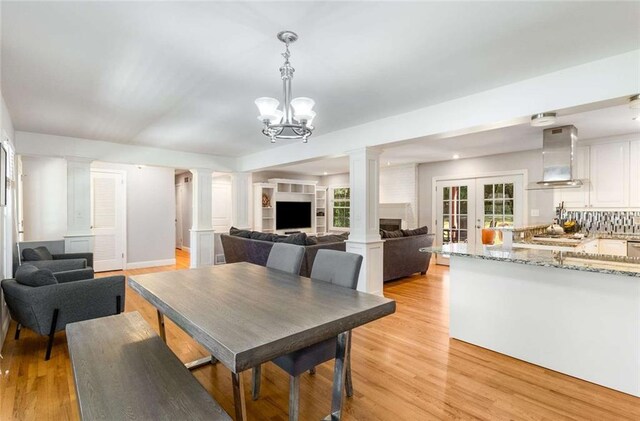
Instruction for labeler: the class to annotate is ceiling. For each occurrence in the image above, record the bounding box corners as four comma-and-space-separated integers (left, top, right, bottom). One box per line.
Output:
2, 1, 639, 157
270, 104, 640, 175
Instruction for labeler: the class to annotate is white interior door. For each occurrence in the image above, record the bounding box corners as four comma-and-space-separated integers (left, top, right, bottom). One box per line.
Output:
175, 183, 184, 249
435, 179, 476, 265
91, 171, 125, 272
474, 175, 524, 247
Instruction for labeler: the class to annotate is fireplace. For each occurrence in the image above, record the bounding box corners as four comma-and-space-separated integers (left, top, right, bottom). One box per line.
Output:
380, 218, 402, 231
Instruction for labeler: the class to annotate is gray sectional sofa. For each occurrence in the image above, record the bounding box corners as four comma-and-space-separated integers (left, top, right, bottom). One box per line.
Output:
221, 228, 435, 282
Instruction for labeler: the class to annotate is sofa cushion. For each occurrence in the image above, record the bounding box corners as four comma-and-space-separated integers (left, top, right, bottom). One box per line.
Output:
305, 236, 319, 245
380, 229, 404, 239
277, 232, 307, 246
250, 231, 279, 242
402, 226, 429, 237
22, 246, 53, 261
229, 226, 252, 238
316, 234, 345, 244
15, 264, 58, 287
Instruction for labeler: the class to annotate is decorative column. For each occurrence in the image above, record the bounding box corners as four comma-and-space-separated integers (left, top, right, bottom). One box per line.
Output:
189, 168, 215, 268
64, 158, 94, 253
231, 172, 252, 230
345, 147, 385, 296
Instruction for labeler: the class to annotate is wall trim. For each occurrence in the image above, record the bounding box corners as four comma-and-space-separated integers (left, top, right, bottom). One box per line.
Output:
125, 258, 176, 270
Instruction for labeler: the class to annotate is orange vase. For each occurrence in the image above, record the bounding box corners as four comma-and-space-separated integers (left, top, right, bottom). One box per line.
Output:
482, 229, 496, 245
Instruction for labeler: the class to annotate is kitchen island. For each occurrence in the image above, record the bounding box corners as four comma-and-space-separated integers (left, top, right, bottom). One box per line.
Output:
422, 244, 640, 397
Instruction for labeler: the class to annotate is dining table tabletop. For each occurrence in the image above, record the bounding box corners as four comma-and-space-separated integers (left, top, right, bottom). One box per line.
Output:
128, 261, 396, 421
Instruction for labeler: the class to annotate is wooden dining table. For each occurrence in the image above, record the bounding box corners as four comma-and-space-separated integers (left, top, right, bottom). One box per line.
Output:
128, 262, 396, 421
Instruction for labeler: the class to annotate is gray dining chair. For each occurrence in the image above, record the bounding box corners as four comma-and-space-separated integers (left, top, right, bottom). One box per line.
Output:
252, 249, 363, 421
266, 243, 305, 274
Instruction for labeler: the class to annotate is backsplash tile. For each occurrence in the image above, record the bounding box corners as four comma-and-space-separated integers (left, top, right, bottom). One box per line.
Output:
561, 210, 640, 235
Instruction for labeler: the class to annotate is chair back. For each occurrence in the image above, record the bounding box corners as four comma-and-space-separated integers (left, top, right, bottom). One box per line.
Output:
266, 243, 305, 275
310, 250, 363, 290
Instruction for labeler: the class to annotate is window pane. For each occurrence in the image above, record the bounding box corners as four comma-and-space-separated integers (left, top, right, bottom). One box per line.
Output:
504, 200, 514, 215
459, 230, 468, 242
443, 201, 450, 214
451, 186, 459, 201
484, 216, 494, 228
484, 200, 493, 214
460, 216, 467, 229
504, 216, 514, 226
505, 183, 514, 199
495, 200, 504, 215
443, 230, 450, 243
494, 216, 505, 226
484, 184, 493, 199
443, 215, 450, 229
451, 230, 459, 243
460, 200, 467, 214
460, 186, 467, 200
495, 184, 504, 198
443, 187, 450, 200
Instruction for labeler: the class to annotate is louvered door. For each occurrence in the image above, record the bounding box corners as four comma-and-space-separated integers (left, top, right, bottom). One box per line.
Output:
91, 171, 125, 271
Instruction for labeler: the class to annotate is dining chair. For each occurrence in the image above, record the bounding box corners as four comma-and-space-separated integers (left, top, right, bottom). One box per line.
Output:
266, 243, 305, 274
252, 249, 363, 421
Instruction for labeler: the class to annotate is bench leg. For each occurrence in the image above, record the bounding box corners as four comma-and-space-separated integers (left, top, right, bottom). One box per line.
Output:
14, 323, 21, 340
157, 310, 166, 342
251, 365, 261, 400
309, 366, 316, 375
232, 372, 247, 421
289, 375, 300, 421
45, 309, 59, 361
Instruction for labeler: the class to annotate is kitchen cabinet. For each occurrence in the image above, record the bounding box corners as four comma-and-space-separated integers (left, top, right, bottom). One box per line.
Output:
555, 146, 590, 208
589, 142, 630, 208
630, 140, 640, 207
598, 239, 627, 257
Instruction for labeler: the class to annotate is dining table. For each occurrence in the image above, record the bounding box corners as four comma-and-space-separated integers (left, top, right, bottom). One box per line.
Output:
128, 261, 396, 420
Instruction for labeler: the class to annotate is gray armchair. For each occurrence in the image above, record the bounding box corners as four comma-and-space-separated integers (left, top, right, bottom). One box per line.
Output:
15, 240, 94, 275
1, 265, 125, 360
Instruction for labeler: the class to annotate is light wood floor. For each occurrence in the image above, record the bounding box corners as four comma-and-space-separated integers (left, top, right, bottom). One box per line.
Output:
1, 249, 638, 420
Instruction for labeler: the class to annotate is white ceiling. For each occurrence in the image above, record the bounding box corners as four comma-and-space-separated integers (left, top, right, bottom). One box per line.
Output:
271, 104, 640, 175
2, 1, 639, 157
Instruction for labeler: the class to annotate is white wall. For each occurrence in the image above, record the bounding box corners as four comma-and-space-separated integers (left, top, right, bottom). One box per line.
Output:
1, 89, 16, 350
212, 174, 232, 264
418, 149, 555, 231
92, 162, 175, 266
20, 156, 67, 241
380, 164, 418, 229
253, 170, 322, 184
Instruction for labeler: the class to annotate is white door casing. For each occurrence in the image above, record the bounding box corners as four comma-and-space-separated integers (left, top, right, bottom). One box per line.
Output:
91, 170, 126, 272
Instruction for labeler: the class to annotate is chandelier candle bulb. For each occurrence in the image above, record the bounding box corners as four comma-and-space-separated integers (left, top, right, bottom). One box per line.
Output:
255, 31, 315, 143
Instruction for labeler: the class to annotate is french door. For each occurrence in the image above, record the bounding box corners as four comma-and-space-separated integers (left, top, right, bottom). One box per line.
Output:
435, 174, 524, 265
91, 170, 126, 272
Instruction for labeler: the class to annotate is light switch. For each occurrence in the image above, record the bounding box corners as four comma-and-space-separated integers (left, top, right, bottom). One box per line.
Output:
530, 209, 540, 217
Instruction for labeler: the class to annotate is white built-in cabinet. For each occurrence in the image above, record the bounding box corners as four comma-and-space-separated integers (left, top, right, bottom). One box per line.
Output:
556, 139, 639, 208
630, 140, 640, 207
315, 187, 327, 235
589, 141, 629, 208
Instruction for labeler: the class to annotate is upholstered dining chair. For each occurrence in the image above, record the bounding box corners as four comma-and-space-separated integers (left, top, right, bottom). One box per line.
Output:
266, 242, 305, 274
252, 249, 363, 421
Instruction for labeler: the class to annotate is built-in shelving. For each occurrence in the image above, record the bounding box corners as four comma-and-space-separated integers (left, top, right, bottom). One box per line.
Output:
254, 179, 320, 234
316, 186, 327, 236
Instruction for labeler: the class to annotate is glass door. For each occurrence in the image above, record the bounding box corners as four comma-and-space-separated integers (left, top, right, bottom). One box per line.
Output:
474, 175, 524, 247
435, 179, 476, 265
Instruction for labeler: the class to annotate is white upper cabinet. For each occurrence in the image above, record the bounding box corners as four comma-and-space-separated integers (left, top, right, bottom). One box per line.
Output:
589, 141, 630, 208
555, 146, 590, 208
630, 140, 640, 207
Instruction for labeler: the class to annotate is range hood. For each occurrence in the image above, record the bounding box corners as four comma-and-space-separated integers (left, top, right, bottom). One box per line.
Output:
527, 125, 584, 190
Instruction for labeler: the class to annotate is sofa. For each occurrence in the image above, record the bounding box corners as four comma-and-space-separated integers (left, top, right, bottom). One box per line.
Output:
221, 232, 346, 278
221, 227, 435, 282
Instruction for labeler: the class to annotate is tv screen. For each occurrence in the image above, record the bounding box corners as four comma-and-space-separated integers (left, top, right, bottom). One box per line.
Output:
276, 201, 312, 230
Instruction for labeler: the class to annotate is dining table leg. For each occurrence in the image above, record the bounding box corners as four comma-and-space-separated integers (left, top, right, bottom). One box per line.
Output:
157, 310, 166, 342
323, 331, 350, 421
232, 371, 248, 421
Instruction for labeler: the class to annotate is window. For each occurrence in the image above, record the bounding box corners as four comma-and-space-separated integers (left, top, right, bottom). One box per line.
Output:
331, 187, 350, 229
483, 182, 514, 228
442, 185, 468, 244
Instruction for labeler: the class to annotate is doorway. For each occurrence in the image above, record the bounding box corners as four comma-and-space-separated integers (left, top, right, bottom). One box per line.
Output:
174, 171, 192, 251
90, 170, 126, 272
434, 173, 525, 265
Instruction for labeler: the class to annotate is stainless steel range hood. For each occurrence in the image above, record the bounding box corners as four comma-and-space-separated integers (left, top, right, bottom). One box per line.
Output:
527, 125, 584, 190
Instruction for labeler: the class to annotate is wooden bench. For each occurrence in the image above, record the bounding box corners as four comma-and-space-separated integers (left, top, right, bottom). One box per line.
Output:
66, 311, 231, 421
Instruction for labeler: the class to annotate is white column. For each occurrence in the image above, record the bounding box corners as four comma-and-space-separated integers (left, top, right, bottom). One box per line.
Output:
190, 168, 215, 268
64, 158, 94, 253
231, 172, 252, 230
345, 147, 385, 295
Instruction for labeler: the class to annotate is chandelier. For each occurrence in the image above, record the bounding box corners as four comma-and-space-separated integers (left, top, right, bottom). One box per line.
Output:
255, 31, 315, 143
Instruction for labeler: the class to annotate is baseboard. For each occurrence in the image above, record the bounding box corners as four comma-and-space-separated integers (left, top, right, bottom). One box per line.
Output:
126, 258, 176, 270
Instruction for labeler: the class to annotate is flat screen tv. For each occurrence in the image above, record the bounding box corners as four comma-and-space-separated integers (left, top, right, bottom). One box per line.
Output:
276, 201, 312, 230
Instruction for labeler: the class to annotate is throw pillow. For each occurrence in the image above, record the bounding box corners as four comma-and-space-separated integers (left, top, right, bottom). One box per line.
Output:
15, 265, 58, 287
22, 246, 53, 261
380, 229, 404, 239
229, 226, 251, 238
316, 234, 345, 243
402, 226, 429, 237
305, 236, 318, 245
277, 232, 307, 246
250, 231, 279, 242
338, 231, 350, 240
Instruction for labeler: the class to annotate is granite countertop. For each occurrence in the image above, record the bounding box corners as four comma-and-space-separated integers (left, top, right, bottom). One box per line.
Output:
421, 243, 640, 277
514, 233, 640, 248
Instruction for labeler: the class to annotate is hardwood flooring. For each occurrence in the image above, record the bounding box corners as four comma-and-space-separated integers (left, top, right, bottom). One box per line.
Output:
1, 249, 638, 420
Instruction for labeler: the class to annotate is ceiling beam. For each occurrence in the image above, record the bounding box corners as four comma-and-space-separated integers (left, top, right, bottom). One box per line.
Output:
238, 49, 640, 172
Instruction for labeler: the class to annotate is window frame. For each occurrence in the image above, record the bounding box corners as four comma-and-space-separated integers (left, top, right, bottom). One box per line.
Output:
329, 186, 350, 231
